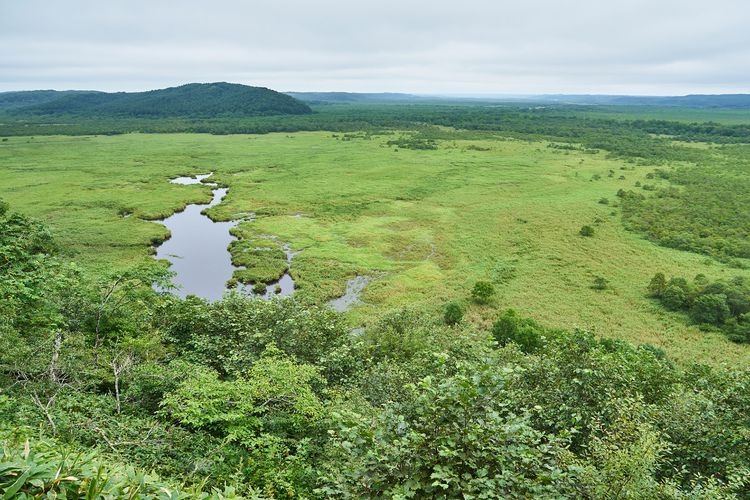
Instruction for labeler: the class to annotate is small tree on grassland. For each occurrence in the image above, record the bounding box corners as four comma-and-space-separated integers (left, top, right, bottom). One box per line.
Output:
471, 281, 496, 304
691, 294, 730, 325
662, 285, 687, 311
648, 273, 667, 297
592, 277, 609, 290
444, 301, 464, 325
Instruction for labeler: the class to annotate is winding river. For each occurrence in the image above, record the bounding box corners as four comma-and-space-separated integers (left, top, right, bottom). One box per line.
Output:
154, 174, 239, 301
153, 173, 369, 309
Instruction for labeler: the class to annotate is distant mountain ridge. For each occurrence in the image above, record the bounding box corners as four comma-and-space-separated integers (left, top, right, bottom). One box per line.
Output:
0, 90, 103, 110
531, 94, 750, 108
0, 83, 312, 117
285, 92, 425, 104
2, 86, 748, 115
286, 91, 750, 108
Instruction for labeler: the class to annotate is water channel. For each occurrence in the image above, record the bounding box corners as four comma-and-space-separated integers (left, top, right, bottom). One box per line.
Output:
153, 173, 369, 310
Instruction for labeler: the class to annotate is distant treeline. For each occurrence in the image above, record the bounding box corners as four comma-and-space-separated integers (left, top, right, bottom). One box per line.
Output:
533, 93, 750, 108
2, 103, 748, 150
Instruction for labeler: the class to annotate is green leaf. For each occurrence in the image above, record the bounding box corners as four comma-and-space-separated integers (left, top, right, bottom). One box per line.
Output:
3, 468, 31, 499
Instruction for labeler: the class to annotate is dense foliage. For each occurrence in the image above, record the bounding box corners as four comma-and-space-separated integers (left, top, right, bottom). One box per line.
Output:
2, 201, 749, 498
649, 272, 750, 342
3, 83, 312, 118
0, 427, 243, 499
621, 147, 750, 263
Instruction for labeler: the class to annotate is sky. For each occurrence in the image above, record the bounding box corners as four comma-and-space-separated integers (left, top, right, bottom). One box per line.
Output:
1, 0, 749, 95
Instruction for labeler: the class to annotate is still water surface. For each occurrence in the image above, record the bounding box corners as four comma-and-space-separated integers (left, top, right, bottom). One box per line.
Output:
154, 174, 371, 308
154, 176, 238, 301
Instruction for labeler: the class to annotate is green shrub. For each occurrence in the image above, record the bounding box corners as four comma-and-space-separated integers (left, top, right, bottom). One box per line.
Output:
727, 315, 750, 343
691, 294, 730, 325
648, 273, 667, 297
492, 309, 546, 353
471, 281, 495, 304
580, 225, 595, 237
443, 301, 464, 325
0, 429, 229, 498
321, 366, 576, 497
662, 285, 687, 310
591, 276, 609, 290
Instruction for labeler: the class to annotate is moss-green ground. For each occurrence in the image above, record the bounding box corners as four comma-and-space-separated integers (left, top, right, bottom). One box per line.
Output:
2, 131, 748, 365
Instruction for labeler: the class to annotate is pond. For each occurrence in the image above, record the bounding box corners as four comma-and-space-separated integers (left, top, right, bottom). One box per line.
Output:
153, 173, 371, 309
153, 173, 297, 301
328, 275, 372, 312
153, 174, 239, 301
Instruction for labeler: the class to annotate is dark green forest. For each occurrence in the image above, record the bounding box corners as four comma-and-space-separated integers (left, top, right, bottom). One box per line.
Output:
0, 83, 312, 119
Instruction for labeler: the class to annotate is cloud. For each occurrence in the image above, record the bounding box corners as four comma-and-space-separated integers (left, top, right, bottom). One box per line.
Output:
1, 0, 748, 94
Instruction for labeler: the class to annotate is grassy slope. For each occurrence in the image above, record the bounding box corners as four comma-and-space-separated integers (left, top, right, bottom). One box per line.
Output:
1, 131, 748, 365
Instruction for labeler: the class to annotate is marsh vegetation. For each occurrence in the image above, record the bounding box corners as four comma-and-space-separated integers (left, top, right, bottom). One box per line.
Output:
1, 100, 750, 497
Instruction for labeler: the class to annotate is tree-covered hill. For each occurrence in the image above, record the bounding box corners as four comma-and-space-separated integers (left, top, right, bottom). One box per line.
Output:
5, 82, 312, 118
0, 89, 101, 111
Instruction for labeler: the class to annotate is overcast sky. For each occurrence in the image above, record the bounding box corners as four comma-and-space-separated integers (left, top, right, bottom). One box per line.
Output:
1, 0, 748, 95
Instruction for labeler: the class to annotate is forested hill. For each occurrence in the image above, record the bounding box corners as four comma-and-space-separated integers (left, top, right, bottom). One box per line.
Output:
0, 90, 102, 110
1, 83, 312, 117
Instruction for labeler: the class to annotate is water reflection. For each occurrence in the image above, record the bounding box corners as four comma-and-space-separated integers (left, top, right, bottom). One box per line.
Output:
328, 275, 371, 312
154, 175, 237, 301
153, 173, 297, 301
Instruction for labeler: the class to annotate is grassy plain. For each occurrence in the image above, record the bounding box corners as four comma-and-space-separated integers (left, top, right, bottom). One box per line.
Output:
1, 131, 748, 365
575, 105, 750, 125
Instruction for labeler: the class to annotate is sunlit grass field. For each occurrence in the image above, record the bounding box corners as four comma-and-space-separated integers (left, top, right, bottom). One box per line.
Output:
2, 131, 748, 365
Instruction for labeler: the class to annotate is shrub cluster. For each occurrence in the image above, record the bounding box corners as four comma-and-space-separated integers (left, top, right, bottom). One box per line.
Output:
648, 272, 750, 342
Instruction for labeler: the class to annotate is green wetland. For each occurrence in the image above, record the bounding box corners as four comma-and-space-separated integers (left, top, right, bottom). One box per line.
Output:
2, 100, 750, 497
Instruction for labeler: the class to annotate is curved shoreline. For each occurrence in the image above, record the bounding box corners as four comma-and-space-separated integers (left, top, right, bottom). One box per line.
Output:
151, 173, 297, 301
